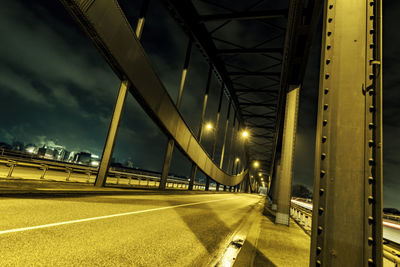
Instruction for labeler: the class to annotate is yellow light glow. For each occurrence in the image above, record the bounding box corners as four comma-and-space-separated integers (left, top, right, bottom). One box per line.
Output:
253, 161, 259, 168
242, 131, 249, 138
258, 172, 262, 176
235, 158, 240, 162
206, 123, 213, 130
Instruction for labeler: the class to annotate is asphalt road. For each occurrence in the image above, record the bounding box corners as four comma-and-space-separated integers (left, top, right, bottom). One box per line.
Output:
0, 192, 262, 266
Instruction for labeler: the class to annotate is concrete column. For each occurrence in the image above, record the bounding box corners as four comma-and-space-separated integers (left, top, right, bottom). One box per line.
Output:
275, 85, 300, 225
271, 161, 281, 211
159, 40, 192, 189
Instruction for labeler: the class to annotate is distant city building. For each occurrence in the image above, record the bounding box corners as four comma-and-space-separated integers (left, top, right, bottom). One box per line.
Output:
37, 147, 55, 159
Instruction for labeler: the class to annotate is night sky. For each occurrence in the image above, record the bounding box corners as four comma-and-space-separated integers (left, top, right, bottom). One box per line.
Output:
0, 0, 398, 209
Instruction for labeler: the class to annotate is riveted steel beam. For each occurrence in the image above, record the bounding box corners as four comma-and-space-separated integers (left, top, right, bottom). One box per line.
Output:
310, 0, 383, 266
198, 9, 288, 22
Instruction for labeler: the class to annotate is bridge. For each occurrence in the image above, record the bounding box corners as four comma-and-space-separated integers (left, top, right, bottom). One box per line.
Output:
1, 0, 399, 266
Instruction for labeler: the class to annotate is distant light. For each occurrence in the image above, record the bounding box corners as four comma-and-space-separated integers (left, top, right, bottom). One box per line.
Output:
258, 172, 262, 176
253, 161, 259, 168
91, 161, 99, 167
26, 147, 35, 153
242, 131, 249, 138
206, 123, 213, 130
235, 158, 240, 162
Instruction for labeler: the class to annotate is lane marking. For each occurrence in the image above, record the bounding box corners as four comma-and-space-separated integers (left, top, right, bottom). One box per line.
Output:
0, 196, 237, 235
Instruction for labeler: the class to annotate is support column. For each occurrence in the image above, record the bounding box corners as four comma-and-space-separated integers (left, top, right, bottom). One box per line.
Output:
95, 0, 150, 187
159, 40, 192, 190
226, 112, 237, 174
220, 100, 232, 169
95, 80, 129, 187
188, 66, 212, 190
275, 85, 300, 225
271, 159, 281, 211
310, 1, 383, 266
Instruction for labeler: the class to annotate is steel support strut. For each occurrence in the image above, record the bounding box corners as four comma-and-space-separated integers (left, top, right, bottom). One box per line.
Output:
159, 40, 193, 190
275, 85, 300, 225
220, 100, 232, 169
310, 0, 383, 266
95, 0, 150, 187
189, 66, 212, 190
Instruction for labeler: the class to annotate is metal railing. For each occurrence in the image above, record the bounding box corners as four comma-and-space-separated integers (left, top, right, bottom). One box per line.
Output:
290, 200, 400, 266
0, 155, 207, 190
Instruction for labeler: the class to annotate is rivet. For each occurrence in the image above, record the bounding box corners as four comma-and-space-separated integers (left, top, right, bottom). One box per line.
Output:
320, 170, 326, 177
368, 176, 375, 183
319, 188, 325, 195
324, 104, 328, 110
368, 196, 374, 203
329, 4, 333, 9
369, 74, 375, 79
370, 29, 375, 34
328, 18, 333, 23
316, 260, 322, 266
368, 258, 374, 264
368, 216, 374, 222
317, 246, 322, 253
323, 120, 328, 126
326, 59, 331, 64
368, 237, 374, 243
322, 136, 327, 142
318, 226, 323, 233
368, 123, 375, 129
319, 207, 324, 214
321, 153, 327, 159
368, 140, 374, 146
324, 88, 329, 94
368, 89, 375, 95
369, 158, 375, 165
327, 45, 331, 50
369, 43, 375, 48
327, 31, 332, 36
369, 105, 375, 112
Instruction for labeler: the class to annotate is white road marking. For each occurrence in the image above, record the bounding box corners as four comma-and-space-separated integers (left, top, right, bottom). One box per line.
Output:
0, 196, 237, 235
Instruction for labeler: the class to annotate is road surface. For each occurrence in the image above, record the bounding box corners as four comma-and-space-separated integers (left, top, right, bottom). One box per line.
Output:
0, 192, 262, 266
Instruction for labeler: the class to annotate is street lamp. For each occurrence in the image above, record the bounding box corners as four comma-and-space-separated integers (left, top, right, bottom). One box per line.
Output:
253, 161, 259, 168
205, 122, 213, 131
241, 130, 249, 138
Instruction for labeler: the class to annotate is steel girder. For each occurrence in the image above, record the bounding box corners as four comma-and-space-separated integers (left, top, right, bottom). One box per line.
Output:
61, 0, 247, 186
164, 0, 322, 174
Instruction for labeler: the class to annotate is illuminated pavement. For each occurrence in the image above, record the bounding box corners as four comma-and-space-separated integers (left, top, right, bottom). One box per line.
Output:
0, 192, 263, 266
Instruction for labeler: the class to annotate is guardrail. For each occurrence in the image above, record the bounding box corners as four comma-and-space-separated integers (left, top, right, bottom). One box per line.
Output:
0, 155, 207, 190
290, 200, 400, 266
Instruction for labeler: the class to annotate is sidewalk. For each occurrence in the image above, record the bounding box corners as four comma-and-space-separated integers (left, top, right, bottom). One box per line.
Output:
235, 204, 310, 267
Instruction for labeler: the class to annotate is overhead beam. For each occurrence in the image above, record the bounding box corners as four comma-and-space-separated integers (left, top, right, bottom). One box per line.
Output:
198, 9, 288, 22
217, 48, 282, 55
228, 71, 281, 77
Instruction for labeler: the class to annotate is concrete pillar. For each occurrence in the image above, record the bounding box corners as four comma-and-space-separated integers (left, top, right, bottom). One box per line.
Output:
271, 161, 281, 211
275, 85, 300, 225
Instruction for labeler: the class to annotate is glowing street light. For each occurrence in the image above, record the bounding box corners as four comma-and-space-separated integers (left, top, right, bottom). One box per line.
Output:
235, 157, 240, 163
253, 161, 259, 168
205, 122, 213, 131
258, 172, 262, 176
242, 130, 249, 138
